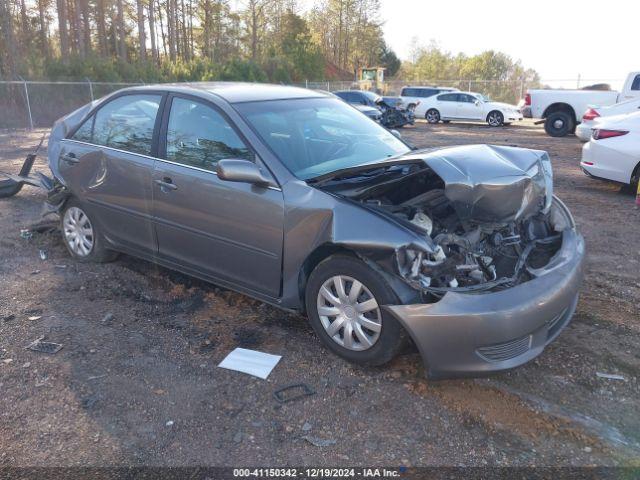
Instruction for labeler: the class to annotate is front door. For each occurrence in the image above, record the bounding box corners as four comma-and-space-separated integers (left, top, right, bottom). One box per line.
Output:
456, 94, 482, 120
59, 93, 163, 254
152, 95, 284, 298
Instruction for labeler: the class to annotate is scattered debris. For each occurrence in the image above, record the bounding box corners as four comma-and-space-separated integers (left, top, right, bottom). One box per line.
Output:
87, 374, 108, 381
25, 336, 63, 354
584, 446, 593, 453
30, 270, 40, 275
81, 395, 99, 409
22, 362, 31, 368
101, 312, 114, 324
19, 229, 32, 240
54, 264, 67, 269
2, 359, 13, 365
38, 250, 47, 260
302, 422, 312, 432
218, 347, 282, 379
233, 432, 243, 443
27, 316, 41, 321
273, 383, 316, 404
302, 435, 336, 447
596, 372, 626, 381
165, 420, 174, 427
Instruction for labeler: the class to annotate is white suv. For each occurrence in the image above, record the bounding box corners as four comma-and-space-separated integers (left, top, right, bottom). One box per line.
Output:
400, 86, 459, 117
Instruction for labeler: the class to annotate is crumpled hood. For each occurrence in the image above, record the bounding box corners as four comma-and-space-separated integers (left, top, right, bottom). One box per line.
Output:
413, 144, 553, 223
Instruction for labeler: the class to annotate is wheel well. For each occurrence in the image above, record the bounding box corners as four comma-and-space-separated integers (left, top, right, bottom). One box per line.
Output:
631, 161, 640, 183
542, 103, 576, 121
297, 244, 356, 311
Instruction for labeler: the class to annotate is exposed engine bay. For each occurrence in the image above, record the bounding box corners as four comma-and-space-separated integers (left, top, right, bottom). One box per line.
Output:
315, 145, 565, 301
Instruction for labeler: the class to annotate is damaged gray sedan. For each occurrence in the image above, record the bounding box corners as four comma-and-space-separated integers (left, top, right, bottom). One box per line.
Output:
1, 83, 585, 378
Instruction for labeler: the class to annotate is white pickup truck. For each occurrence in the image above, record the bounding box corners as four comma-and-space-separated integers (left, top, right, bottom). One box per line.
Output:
523, 71, 640, 137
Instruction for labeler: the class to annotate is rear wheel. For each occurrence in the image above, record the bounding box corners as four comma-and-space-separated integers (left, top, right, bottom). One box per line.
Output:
61, 199, 118, 263
305, 255, 406, 366
544, 111, 574, 137
487, 110, 504, 127
425, 109, 440, 124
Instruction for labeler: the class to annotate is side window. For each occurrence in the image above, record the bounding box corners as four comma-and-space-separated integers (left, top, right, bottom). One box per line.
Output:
419, 89, 436, 98
165, 97, 254, 172
91, 94, 161, 156
71, 116, 94, 143
438, 94, 455, 102
461, 94, 475, 103
631, 75, 640, 91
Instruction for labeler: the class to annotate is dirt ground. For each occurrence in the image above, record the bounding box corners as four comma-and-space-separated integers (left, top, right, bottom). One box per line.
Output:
1, 121, 639, 468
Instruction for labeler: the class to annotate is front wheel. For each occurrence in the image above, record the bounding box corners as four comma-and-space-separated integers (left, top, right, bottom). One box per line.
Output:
425, 109, 440, 124
305, 255, 406, 366
487, 110, 504, 127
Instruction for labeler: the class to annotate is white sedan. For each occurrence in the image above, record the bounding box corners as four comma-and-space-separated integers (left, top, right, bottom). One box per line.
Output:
422, 92, 523, 126
581, 111, 640, 185
576, 98, 640, 141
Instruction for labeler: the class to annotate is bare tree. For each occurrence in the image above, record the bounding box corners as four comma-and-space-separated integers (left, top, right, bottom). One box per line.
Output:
56, 0, 70, 60
137, 0, 147, 59
116, 0, 126, 60
147, 0, 157, 61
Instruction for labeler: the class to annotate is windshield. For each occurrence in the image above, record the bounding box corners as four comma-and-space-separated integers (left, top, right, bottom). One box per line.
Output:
361, 91, 382, 103
477, 94, 490, 102
235, 97, 410, 180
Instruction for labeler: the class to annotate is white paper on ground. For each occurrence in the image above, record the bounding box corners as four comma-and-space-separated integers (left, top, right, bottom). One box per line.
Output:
218, 347, 282, 379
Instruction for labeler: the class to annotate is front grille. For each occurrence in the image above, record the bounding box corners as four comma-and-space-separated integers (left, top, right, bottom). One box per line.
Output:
476, 335, 532, 363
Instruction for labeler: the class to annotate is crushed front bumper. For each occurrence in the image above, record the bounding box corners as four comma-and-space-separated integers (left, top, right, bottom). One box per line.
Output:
385, 227, 585, 379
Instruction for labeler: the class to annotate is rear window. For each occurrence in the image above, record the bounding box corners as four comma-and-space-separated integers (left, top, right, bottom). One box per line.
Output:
71, 94, 162, 156
631, 75, 640, 91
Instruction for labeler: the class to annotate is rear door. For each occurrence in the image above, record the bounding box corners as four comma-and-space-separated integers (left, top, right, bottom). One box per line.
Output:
152, 94, 285, 297
436, 93, 459, 118
59, 93, 164, 254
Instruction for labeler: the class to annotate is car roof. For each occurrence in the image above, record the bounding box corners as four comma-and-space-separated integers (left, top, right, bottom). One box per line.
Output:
403, 86, 456, 90
118, 82, 328, 104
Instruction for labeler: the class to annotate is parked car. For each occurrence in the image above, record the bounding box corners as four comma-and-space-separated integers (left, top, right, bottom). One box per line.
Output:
422, 92, 523, 126
334, 90, 381, 109
581, 111, 640, 186
576, 97, 640, 141
400, 86, 459, 117
523, 71, 640, 137
0, 83, 584, 379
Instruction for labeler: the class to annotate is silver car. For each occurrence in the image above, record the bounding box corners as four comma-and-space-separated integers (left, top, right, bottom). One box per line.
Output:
4, 83, 585, 378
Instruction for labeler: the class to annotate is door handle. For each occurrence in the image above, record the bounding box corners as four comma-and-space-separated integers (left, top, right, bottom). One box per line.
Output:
155, 178, 178, 191
61, 153, 79, 165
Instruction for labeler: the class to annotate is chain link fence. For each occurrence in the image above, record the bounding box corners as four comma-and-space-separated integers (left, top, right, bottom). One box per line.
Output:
1, 77, 624, 130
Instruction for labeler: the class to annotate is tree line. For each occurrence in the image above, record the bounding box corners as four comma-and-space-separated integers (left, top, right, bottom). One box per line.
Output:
0, 0, 401, 82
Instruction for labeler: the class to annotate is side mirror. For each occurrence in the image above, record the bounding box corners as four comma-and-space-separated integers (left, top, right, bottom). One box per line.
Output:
474, 100, 481, 106
390, 129, 402, 139
217, 159, 272, 187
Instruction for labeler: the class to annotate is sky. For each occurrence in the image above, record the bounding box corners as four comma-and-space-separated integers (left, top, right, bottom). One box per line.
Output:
379, 0, 637, 89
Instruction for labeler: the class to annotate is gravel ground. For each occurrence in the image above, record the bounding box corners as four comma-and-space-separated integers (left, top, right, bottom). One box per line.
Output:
1, 121, 639, 467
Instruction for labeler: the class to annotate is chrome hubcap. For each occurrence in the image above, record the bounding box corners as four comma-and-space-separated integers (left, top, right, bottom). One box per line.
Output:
427, 111, 438, 122
63, 206, 94, 257
553, 119, 564, 129
317, 275, 382, 351
489, 113, 501, 126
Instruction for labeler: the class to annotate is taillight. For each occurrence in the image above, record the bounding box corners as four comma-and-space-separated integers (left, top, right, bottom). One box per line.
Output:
592, 129, 628, 140
524, 93, 531, 106
583, 108, 600, 121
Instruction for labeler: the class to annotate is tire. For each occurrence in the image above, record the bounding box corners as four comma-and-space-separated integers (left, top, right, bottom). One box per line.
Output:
487, 110, 504, 127
305, 254, 407, 366
544, 111, 574, 137
425, 109, 440, 124
60, 198, 118, 263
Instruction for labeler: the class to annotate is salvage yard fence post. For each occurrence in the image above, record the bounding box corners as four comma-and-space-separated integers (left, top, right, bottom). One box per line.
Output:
86, 77, 94, 101
18, 76, 34, 131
